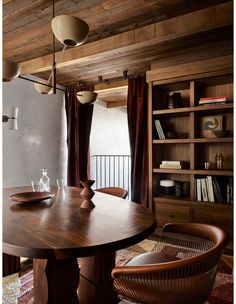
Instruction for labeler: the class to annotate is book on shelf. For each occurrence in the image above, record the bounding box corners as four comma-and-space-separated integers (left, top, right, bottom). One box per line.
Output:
160, 160, 184, 169
199, 95, 227, 100
200, 178, 208, 202
162, 161, 182, 165
160, 164, 182, 169
199, 96, 227, 102
154, 119, 162, 139
226, 177, 233, 204
157, 120, 165, 139
199, 101, 226, 105
154, 119, 165, 139
206, 176, 215, 203
196, 179, 202, 202
212, 177, 224, 203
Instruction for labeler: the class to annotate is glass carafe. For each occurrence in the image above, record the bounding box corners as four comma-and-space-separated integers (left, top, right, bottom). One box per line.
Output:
40, 168, 50, 192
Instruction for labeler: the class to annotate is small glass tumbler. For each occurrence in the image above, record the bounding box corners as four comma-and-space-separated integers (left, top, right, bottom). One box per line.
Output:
31, 180, 42, 192
56, 179, 65, 190
204, 162, 210, 170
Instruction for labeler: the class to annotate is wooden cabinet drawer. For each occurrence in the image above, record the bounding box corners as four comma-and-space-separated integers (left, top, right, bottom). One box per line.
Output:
155, 202, 191, 228
193, 205, 233, 240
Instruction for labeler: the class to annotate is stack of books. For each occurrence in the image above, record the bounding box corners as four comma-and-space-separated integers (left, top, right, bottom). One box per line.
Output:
196, 176, 215, 202
195, 176, 228, 203
160, 161, 182, 169
198, 96, 227, 106
154, 119, 165, 139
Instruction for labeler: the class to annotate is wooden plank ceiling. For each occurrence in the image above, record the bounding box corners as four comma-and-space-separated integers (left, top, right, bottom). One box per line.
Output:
3, 0, 233, 107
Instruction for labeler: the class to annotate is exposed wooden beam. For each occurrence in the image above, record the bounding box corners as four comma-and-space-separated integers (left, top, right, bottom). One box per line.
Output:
95, 79, 128, 92
20, 2, 232, 76
147, 55, 233, 83
107, 100, 127, 108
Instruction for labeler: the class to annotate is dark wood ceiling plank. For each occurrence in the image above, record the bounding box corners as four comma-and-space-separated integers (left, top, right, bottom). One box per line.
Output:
20, 2, 232, 78
33, 29, 232, 85
3, 0, 230, 63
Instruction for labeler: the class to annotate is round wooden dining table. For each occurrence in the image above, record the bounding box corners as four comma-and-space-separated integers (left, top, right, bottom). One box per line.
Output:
3, 186, 156, 304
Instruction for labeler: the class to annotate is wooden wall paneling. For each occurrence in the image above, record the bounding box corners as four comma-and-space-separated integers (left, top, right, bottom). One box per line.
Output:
189, 79, 196, 201
148, 81, 154, 209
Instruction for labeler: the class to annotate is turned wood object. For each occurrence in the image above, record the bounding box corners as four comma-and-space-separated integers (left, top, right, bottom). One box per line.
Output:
80, 179, 95, 209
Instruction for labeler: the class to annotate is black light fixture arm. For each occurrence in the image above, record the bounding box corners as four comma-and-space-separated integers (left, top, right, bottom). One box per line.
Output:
2, 115, 16, 122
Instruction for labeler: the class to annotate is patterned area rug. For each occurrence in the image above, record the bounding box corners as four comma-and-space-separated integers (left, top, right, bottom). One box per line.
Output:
2, 240, 233, 304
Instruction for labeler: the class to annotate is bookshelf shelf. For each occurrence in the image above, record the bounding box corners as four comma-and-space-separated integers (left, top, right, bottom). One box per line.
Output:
152, 103, 233, 116
147, 58, 233, 252
153, 138, 233, 144
153, 169, 233, 176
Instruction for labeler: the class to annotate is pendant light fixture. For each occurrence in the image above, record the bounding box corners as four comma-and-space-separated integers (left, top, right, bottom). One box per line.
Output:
51, 15, 89, 47
34, 0, 89, 95
34, 79, 53, 95
3, 60, 21, 82
3, 0, 93, 103
76, 91, 98, 104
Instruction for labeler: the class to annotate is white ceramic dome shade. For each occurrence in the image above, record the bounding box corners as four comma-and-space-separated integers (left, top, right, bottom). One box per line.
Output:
34, 80, 53, 95
51, 15, 89, 47
76, 91, 97, 104
3, 60, 20, 82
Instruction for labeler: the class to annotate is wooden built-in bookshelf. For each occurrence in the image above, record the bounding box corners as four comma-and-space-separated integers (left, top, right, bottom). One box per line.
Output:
147, 57, 233, 253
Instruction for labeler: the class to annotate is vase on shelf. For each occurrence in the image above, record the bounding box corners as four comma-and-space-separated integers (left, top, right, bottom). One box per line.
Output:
80, 180, 95, 209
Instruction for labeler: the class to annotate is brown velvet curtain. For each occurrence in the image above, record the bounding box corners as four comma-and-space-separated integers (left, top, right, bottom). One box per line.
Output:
65, 87, 94, 187
127, 75, 149, 206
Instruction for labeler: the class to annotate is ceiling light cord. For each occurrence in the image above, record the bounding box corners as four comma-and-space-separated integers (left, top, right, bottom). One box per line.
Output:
47, 45, 67, 83
52, 0, 56, 94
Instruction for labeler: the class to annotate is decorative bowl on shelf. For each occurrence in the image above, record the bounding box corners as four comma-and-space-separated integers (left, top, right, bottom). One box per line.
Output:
213, 130, 230, 138
167, 132, 177, 139
177, 132, 188, 139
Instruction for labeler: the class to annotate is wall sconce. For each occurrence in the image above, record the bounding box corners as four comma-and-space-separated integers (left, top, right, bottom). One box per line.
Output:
2, 107, 19, 130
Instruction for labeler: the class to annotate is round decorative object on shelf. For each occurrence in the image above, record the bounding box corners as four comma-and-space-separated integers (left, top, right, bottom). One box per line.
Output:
174, 181, 184, 198
3, 60, 21, 82
160, 180, 175, 195
213, 130, 230, 138
76, 91, 97, 104
51, 15, 89, 47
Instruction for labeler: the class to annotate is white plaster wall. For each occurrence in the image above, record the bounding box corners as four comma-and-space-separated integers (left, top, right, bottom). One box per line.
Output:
90, 100, 130, 156
90, 100, 130, 191
2, 76, 67, 188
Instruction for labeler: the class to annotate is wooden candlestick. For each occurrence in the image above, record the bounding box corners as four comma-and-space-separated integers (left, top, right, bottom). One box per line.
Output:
80, 180, 95, 209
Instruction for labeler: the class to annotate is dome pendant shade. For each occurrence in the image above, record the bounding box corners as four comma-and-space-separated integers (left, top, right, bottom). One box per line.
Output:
34, 80, 53, 95
3, 60, 20, 82
76, 91, 97, 104
51, 15, 89, 47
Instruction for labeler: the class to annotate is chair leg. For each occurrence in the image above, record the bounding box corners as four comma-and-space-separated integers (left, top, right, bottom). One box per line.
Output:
2, 253, 21, 277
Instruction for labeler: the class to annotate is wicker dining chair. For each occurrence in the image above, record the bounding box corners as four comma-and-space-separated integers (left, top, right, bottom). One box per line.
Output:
95, 187, 128, 199
112, 223, 228, 304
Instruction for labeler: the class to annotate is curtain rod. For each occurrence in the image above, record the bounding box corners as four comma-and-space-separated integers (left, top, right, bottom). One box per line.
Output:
72, 71, 146, 87
18, 70, 146, 92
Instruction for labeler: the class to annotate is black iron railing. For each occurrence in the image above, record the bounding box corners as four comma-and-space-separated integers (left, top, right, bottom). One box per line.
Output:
90, 155, 131, 199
